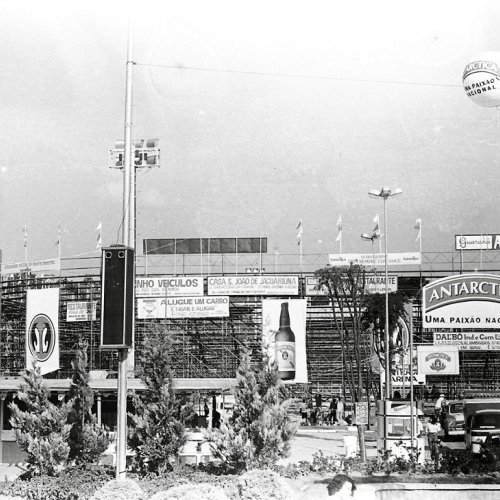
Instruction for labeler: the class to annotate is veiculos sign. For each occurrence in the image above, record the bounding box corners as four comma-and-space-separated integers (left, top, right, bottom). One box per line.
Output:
422, 273, 500, 329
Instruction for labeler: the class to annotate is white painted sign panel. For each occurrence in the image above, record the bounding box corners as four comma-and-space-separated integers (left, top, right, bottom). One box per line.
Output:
328, 253, 421, 267
66, 301, 97, 322
137, 296, 229, 319
135, 276, 203, 297
365, 275, 398, 293
422, 273, 500, 329
305, 275, 398, 295
417, 345, 459, 375
2, 258, 60, 275
433, 331, 500, 351
455, 234, 493, 250
207, 275, 299, 296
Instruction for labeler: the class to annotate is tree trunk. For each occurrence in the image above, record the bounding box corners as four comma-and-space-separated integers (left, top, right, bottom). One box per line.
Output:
357, 424, 367, 461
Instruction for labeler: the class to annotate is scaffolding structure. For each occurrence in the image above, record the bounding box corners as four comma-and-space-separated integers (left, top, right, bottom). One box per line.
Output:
1, 253, 500, 397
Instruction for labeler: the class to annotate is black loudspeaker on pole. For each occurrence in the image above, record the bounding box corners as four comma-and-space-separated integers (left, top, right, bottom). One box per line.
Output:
100, 246, 134, 348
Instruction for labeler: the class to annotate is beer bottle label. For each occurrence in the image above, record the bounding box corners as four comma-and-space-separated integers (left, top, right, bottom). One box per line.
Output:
276, 341, 295, 372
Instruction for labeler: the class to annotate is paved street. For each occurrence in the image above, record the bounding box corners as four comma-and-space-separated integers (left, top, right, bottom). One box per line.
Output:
280, 425, 465, 465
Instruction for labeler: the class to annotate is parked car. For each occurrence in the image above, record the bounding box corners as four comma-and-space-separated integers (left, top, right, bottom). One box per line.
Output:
442, 400, 465, 437
463, 399, 500, 453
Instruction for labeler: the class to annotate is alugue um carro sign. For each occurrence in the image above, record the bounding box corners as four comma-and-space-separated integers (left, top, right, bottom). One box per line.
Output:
422, 273, 500, 329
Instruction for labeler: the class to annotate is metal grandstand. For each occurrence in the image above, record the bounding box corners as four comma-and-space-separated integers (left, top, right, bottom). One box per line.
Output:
1, 250, 500, 398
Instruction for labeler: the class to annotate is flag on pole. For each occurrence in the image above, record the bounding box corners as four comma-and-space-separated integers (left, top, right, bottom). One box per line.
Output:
335, 215, 342, 242
23, 225, 28, 248
96, 222, 102, 250
55, 225, 61, 246
296, 219, 303, 245
373, 214, 380, 236
414, 218, 421, 242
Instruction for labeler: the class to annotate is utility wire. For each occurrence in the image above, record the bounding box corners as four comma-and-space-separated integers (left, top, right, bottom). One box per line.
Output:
136, 62, 461, 88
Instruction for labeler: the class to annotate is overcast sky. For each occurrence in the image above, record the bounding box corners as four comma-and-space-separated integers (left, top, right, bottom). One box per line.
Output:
1, 0, 500, 265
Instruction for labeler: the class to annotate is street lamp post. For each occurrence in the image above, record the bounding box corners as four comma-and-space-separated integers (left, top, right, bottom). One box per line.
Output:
368, 187, 401, 399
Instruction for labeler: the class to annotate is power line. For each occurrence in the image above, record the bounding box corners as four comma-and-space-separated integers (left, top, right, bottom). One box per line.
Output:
136, 62, 461, 88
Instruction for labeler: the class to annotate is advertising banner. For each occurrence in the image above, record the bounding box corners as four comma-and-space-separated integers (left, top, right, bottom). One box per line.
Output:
305, 277, 328, 296
137, 296, 229, 319
208, 275, 299, 296
26, 288, 60, 375
262, 299, 308, 384
385, 352, 426, 387
365, 275, 398, 294
328, 253, 421, 267
422, 273, 500, 329
305, 275, 397, 296
417, 345, 459, 375
433, 331, 500, 351
455, 234, 495, 250
66, 301, 97, 322
2, 257, 60, 275
135, 276, 203, 297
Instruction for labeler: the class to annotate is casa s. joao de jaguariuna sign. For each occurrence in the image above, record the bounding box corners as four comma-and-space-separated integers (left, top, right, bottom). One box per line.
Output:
422, 273, 500, 329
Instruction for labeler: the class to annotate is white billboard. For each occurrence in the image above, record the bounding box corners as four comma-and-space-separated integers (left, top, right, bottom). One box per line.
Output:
262, 299, 308, 384
328, 253, 421, 267
66, 301, 97, 322
2, 258, 60, 275
137, 296, 229, 319
135, 276, 203, 297
365, 275, 398, 294
417, 345, 459, 375
433, 331, 500, 351
207, 275, 299, 296
422, 273, 500, 329
455, 234, 493, 250
305, 275, 397, 296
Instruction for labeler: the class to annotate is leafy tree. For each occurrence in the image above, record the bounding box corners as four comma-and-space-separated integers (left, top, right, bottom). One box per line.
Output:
361, 291, 409, 372
128, 324, 188, 474
315, 264, 369, 401
67, 341, 109, 464
205, 347, 297, 471
315, 264, 372, 459
9, 365, 72, 476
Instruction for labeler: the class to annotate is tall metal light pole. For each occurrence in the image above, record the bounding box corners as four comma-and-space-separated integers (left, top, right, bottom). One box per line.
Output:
115, 21, 135, 481
368, 187, 402, 401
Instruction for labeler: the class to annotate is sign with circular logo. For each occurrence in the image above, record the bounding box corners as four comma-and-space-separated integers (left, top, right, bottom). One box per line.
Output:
28, 314, 56, 362
463, 51, 500, 107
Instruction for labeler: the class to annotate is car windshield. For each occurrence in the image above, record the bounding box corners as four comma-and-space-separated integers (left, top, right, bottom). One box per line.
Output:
449, 403, 464, 414
473, 414, 500, 429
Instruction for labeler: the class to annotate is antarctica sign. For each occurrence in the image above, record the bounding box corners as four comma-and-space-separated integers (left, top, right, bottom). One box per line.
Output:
422, 273, 500, 329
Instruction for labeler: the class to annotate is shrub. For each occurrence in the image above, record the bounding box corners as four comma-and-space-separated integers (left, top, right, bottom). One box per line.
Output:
90, 477, 145, 500
9, 366, 72, 476
150, 483, 230, 500
129, 326, 187, 475
0, 464, 114, 500
205, 348, 297, 471
67, 343, 109, 465
236, 469, 294, 500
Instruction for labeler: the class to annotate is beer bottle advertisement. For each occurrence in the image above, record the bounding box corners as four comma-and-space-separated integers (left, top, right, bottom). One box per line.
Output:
275, 302, 296, 379
262, 299, 308, 384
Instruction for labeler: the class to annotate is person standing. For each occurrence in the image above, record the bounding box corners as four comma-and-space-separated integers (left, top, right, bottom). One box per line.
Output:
299, 398, 307, 425
337, 397, 345, 424
329, 398, 338, 425
435, 393, 446, 417
427, 415, 441, 462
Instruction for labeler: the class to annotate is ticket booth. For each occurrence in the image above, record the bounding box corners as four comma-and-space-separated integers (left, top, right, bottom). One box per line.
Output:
377, 400, 425, 463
